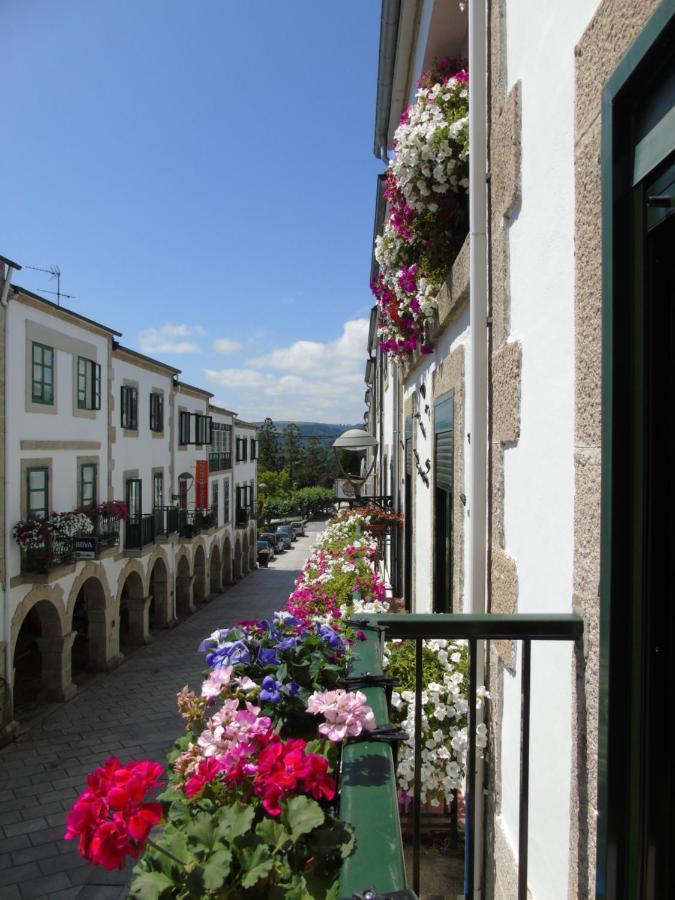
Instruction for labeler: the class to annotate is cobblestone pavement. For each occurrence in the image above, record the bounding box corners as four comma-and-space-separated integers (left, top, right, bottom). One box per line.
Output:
0, 522, 321, 900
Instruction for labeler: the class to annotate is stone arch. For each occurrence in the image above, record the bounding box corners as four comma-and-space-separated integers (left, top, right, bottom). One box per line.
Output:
11, 588, 74, 712
209, 542, 222, 594
117, 562, 150, 646
66, 567, 120, 675
222, 535, 233, 586
193, 544, 207, 604
233, 537, 242, 581
176, 553, 194, 615
242, 532, 250, 575
149, 556, 174, 628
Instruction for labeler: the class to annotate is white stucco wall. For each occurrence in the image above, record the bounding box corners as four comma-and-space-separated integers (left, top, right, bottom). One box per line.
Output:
500, 1, 600, 896
404, 308, 470, 613
4, 300, 111, 584
111, 355, 173, 513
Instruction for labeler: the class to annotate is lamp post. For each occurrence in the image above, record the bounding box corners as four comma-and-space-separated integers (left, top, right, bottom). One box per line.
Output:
332, 428, 378, 501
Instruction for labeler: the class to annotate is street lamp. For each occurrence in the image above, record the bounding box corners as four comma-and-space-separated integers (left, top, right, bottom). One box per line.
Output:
332, 428, 378, 500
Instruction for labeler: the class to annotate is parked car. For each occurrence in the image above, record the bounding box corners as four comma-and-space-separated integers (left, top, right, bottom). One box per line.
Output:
260, 531, 284, 554
290, 520, 306, 537
257, 540, 272, 567
275, 525, 294, 549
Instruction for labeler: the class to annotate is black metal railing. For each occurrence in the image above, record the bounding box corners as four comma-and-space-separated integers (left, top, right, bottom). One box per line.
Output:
199, 504, 218, 529
343, 494, 394, 509
236, 506, 250, 528
338, 612, 583, 899
21, 535, 75, 573
87, 512, 121, 549
153, 506, 179, 538
178, 509, 202, 539
124, 514, 155, 551
208, 451, 232, 472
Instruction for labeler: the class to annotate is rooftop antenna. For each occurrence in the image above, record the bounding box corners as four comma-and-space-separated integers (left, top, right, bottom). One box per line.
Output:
23, 263, 74, 306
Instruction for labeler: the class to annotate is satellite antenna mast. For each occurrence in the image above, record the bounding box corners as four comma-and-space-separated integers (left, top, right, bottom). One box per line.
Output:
23, 263, 71, 306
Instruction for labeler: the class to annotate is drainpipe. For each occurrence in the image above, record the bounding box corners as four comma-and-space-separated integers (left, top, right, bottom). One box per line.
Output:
1, 258, 21, 723
467, 0, 488, 894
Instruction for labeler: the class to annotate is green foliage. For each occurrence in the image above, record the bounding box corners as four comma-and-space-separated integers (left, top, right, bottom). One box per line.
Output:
258, 469, 292, 499
282, 423, 302, 483
258, 418, 282, 472
131, 794, 353, 899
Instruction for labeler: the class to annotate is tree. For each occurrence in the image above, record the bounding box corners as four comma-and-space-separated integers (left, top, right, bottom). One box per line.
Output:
297, 437, 328, 488
258, 468, 292, 498
258, 418, 281, 472
282, 423, 302, 484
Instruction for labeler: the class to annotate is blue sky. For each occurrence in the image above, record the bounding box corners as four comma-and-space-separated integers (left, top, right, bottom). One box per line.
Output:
3, 0, 383, 423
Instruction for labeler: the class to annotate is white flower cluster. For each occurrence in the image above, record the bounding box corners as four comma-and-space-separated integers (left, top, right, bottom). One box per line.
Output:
385, 638, 488, 805
390, 78, 469, 214
50, 512, 94, 538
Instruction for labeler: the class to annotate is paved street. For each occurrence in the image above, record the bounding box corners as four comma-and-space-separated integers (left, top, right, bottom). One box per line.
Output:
0, 522, 319, 900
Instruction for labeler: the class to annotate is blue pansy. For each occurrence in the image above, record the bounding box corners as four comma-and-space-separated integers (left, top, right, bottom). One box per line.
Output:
206, 640, 250, 668
260, 676, 282, 703
287, 681, 300, 697
275, 636, 298, 651
316, 623, 344, 651
258, 646, 281, 667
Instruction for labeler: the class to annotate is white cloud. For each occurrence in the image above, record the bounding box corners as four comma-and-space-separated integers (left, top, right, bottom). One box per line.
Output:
212, 337, 242, 355
202, 319, 370, 423
138, 323, 205, 355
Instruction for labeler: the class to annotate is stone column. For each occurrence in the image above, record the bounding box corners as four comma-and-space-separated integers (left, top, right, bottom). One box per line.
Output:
87, 604, 123, 671
126, 595, 152, 645
0, 642, 19, 747
36, 631, 78, 701
177, 574, 195, 614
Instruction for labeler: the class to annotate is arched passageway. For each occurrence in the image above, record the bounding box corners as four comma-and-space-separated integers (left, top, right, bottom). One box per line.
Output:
176, 555, 194, 616
193, 545, 207, 604
71, 577, 113, 677
149, 557, 173, 628
209, 543, 222, 595
233, 539, 242, 581
12, 599, 73, 714
119, 570, 150, 646
222, 537, 233, 587
242, 533, 250, 575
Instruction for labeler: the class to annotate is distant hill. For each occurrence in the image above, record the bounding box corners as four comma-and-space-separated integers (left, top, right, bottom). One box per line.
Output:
254, 421, 362, 447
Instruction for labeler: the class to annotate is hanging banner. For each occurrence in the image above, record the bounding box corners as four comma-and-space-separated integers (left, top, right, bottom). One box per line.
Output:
195, 460, 209, 508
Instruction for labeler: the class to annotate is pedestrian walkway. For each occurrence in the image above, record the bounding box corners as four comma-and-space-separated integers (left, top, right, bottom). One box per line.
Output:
0, 522, 320, 900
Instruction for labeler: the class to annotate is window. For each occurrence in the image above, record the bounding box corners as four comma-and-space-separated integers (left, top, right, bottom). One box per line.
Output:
27, 467, 49, 519
153, 472, 164, 509
77, 357, 101, 410
212, 422, 232, 452
149, 393, 164, 432
80, 463, 97, 508
179, 412, 212, 445
121, 385, 138, 430
236, 437, 248, 462
179, 411, 190, 445
250, 438, 257, 460
212, 479, 219, 511
31, 342, 54, 404
223, 479, 230, 521
125, 478, 142, 518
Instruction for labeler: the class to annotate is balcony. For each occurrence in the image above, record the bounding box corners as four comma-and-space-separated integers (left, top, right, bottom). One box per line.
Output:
124, 514, 155, 551
208, 451, 232, 472
86, 511, 121, 550
21, 535, 75, 574
153, 505, 179, 539
338, 612, 583, 899
235, 506, 250, 528
199, 505, 218, 529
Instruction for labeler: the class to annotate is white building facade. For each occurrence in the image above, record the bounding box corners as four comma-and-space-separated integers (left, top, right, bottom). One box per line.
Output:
0, 281, 257, 744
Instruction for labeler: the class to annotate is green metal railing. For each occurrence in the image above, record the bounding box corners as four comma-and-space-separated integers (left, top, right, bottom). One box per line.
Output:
338, 612, 583, 900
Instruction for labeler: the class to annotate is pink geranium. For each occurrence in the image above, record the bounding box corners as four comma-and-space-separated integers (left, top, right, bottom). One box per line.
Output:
200, 665, 234, 700
307, 689, 376, 742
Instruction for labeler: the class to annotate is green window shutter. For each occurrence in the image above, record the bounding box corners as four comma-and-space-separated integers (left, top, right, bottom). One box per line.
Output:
153, 472, 163, 508
80, 463, 97, 507
434, 391, 454, 492
27, 467, 49, 519
32, 342, 54, 404
78, 358, 101, 410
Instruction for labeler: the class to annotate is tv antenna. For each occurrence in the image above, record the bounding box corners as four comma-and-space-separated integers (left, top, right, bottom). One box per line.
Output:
23, 264, 75, 306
